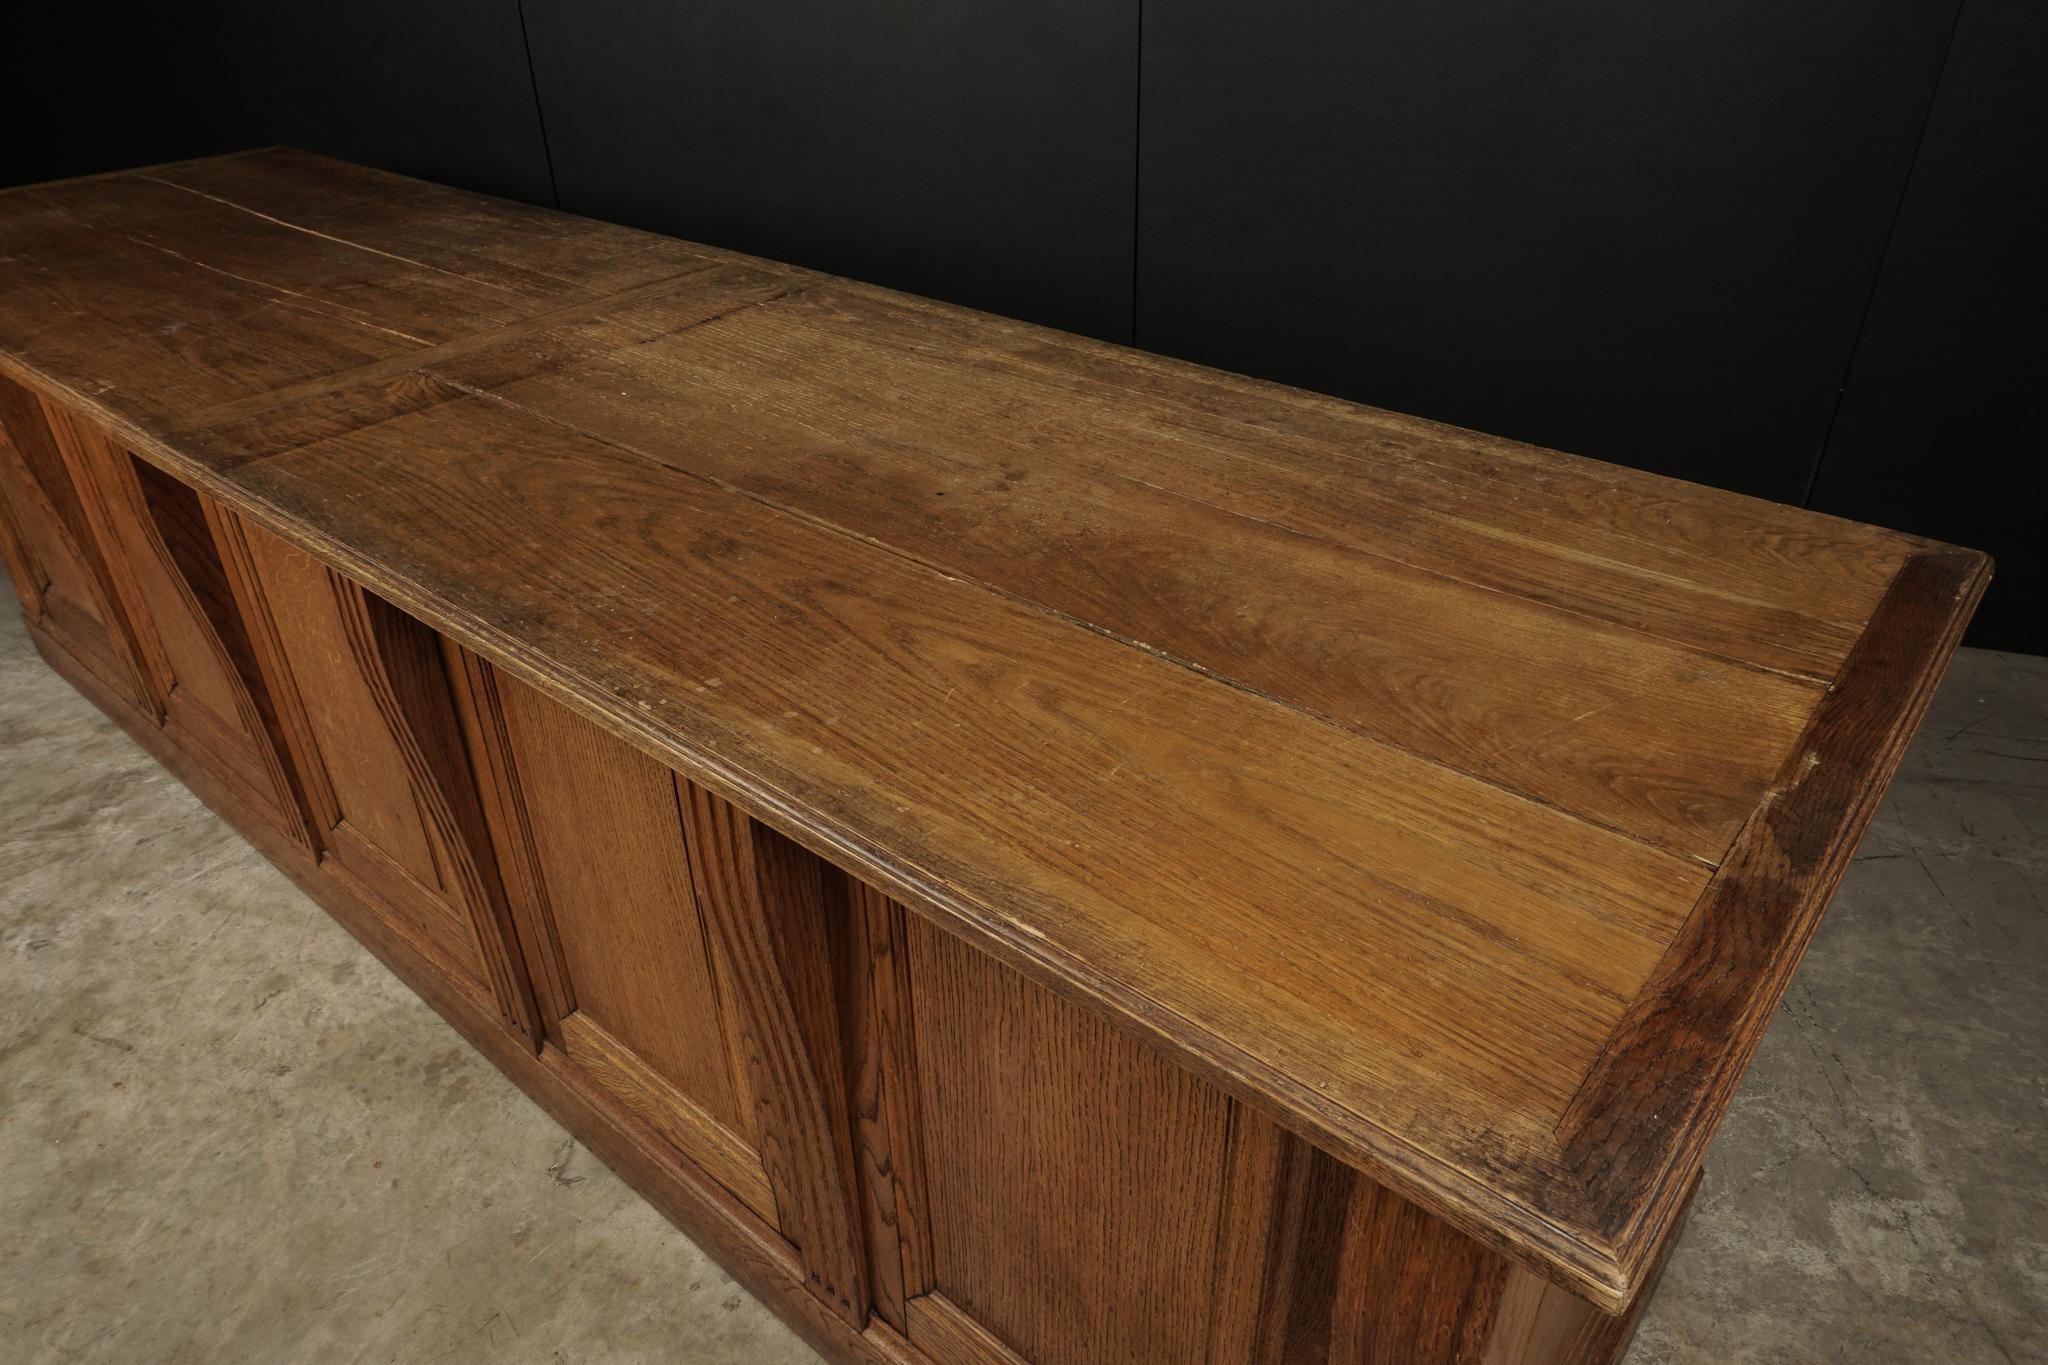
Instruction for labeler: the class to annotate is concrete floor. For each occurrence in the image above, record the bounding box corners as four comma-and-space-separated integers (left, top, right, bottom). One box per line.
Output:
1, 605, 2042, 1365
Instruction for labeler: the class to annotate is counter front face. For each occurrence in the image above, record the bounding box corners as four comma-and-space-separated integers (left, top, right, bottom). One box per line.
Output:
0, 149, 1986, 1362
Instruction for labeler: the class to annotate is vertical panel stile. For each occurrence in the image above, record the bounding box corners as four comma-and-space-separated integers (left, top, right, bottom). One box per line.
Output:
443, 643, 577, 1028
831, 880, 933, 1332
678, 780, 870, 1327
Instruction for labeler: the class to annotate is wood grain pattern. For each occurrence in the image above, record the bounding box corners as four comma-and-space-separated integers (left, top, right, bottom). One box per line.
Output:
832, 881, 934, 1333
680, 784, 869, 1326
18, 632, 921, 1365
1208, 1117, 1362, 1365
905, 912, 1238, 1365
443, 644, 576, 1023
336, 582, 541, 1044
901, 1295, 1034, 1365
1328, 1179, 1512, 1365
1555, 549, 1992, 1295
557, 1011, 776, 1222
0, 151, 1989, 1312
416, 281, 1833, 859
0, 374, 155, 713
484, 664, 747, 1121
221, 520, 494, 995
54, 413, 313, 843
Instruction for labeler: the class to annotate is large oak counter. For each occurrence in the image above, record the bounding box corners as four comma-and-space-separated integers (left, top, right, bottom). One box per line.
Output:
0, 148, 1986, 1364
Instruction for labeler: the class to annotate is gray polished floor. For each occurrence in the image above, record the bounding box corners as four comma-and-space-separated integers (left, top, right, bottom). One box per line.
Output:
2, 602, 2042, 1364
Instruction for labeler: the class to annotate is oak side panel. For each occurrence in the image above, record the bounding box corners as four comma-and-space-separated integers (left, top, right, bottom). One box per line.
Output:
555, 1011, 777, 1222
237, 522, 440, 879
902, 1294, 1033, 1365
448, 654, 781, 1215
0, 399, 44, 619
902, 911, 1237, 1365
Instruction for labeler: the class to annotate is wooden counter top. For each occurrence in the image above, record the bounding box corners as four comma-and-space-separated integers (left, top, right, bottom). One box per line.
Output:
0, 148, 1987, 1310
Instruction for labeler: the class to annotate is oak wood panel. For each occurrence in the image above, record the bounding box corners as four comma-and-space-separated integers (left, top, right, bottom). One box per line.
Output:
1328, 1179, 1512, 1364
1206, 1112, 1296, 1364
556, 1011, 776, 1221
338, 586, 540, 1043
237, 525, 440, 880
420, 281, 1837, 860
444, 646, 576, 1024
0, 152, 1988, 1311
901, 1295, 1032, 1365
483, 662, 752, 1129
680, 784, 869, 1326
1209, 1116, 1362, 1365
0, 442, 43, 618
905, 911, 1237, 1365
0, 374, 154, 712
1484, 1269, 1607, 1365
111, 452, 253, 728
29, 399, 181, 713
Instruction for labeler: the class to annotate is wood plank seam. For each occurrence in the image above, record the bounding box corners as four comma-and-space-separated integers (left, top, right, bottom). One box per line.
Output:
370, 351, 1734, 871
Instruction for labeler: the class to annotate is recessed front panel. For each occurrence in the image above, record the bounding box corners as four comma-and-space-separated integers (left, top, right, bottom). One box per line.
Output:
903, 913, 1237, 1365
0, 376, 145, 703
483, 668, 769, 1198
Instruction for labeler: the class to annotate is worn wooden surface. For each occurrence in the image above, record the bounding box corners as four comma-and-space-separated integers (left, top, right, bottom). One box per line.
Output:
0, 148, 1988, 1310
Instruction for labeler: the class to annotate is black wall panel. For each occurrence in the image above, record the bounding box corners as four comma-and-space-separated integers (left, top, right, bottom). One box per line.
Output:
1135, 0, 1961, 503
4, 1, 553, 205
212, 0, 556, 205
1811, 0, 2046, 654
521, 0, 1139, 342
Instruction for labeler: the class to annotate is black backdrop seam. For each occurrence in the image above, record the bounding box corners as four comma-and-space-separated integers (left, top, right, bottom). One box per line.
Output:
1802, 0, 1970, 508
1131, 0, 1145, 346
515, 0, 561, 208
